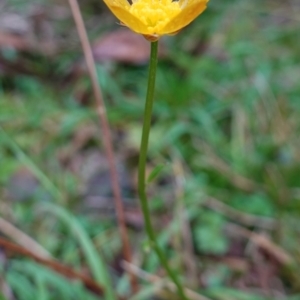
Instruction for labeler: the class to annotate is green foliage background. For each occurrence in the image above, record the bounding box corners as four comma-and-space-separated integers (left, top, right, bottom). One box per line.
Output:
1, 0, 300, 299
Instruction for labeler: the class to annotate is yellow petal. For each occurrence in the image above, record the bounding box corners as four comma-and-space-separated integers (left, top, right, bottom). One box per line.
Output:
103, 0, 150, 34
103, 0, 130, 10
160, 0, 208, 35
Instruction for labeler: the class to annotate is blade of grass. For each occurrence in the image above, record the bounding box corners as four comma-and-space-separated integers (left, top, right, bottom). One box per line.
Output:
35, 274, 48, 300
129, 281, 167, 300
0, 125, 62, 201
0, 216, 51, 259
40, 202, 116, 300
0, 127, 115, 298
0, 237, 104, 295
8, 260, 98, 300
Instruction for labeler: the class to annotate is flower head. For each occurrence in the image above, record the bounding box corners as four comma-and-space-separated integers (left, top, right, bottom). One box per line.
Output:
103, 0, 209, 40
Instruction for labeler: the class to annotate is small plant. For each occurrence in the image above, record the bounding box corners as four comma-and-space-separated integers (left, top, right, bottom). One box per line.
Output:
102, 0, 210, 298
3, 1, 300, 299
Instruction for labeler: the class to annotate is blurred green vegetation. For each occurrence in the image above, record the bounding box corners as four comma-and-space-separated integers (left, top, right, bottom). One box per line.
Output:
1, 0, 300, 299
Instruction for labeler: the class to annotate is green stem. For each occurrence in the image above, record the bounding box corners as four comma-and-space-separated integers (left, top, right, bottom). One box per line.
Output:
138, 41, 188, 300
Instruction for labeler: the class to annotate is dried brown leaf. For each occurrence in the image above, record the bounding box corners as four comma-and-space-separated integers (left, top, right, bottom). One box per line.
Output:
92, 28, 166, 65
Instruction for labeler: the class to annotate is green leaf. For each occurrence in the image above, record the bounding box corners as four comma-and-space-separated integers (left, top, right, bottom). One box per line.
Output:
194, 212, 229, 255
147, 164, 166, 183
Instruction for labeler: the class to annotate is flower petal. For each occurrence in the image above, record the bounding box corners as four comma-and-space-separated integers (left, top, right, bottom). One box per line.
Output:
103, 0, 131, 9
160, 0, 208, 34
103, 0, 150, 34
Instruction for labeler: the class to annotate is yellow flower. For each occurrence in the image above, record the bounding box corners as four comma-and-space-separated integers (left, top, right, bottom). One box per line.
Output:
103, 0, 209, 40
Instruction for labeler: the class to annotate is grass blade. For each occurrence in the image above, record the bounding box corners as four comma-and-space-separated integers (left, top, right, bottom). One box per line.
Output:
40, 203, 116, 300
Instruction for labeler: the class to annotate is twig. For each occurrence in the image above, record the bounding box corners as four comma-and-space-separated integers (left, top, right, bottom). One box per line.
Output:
67, 0, 137, 292
122, 261, 212, 300
0, 237, 105, 295
225, 223, 293, 265
203, 196, 276, 230
227, 224, 300, 290
0, 216, 51, 259
193, 139, 260, 192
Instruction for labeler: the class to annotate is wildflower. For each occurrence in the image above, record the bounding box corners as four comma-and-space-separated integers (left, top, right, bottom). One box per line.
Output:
103, 0, 209, 40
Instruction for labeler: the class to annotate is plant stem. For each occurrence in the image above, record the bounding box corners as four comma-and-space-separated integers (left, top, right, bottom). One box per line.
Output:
138, 41, 188, 300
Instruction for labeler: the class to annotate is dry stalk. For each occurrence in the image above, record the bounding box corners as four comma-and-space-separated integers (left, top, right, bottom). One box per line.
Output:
194, 139, 260, 192
67, 0, 137, 292
203, 196, 276, 230
0, 237, 105, 295
122, 261, 212, 300
0, 216, 51, 259
226, 223, 293, 265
